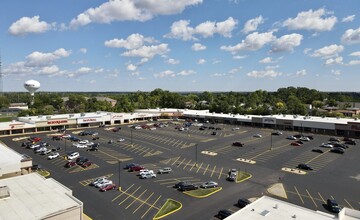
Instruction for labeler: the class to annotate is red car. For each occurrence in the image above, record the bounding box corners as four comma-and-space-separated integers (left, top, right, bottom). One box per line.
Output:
29, 137, 42, 142
290, 142, 301, 146
65, 161, 77, 168
100, 183, 117, 192
81, 161, 93, 168
129, 165, 145, 172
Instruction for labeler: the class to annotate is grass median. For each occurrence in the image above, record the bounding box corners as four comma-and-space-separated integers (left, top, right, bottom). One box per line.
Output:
236, 171, 252, 183
36, 169, 50, 177
183, 187, 222, 198
153, 199, 182, 220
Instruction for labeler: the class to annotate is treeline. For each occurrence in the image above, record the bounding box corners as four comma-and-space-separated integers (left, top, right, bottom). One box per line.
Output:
0, 87, 359, 117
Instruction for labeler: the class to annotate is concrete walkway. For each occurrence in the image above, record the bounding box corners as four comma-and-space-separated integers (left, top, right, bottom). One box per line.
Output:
267, 183, 288, 199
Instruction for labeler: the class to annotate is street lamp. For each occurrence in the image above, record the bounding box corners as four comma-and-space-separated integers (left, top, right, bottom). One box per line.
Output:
118, 160, 122, 191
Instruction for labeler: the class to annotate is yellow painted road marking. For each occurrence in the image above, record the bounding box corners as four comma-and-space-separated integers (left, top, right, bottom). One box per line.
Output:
218, 168, 223, 179
203, 164, 210, 175
126, 189, 148, 209
294, 186, 304, 204
171, 157, 180, 166
183, 160, 192, 170
318, 192, 326, 203
177, 158, 186, 167
249, 142, 289, 160
119, 186, 142, 205
306, 150, 328, 164
306, 189, 317, 208
141, 195, 162, 219
99, 149, 125, 161
133, 192, 154, 214
344, 199, 354, 209
196, 163, 203, 173
154, 177, 193, 182
189, 163, 196, 172
210, 165, 216, 177
112, 184, 134, 202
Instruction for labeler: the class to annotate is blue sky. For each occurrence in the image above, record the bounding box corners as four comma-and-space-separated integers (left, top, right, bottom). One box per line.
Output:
1, 0, 360, 92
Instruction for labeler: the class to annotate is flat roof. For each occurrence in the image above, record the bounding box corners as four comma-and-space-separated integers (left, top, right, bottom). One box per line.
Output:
0, 173, 82, 220
226, 196, 336, 220
0, 144, 22, 176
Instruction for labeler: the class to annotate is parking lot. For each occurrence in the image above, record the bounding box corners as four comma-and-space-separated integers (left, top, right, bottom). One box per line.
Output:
3, 120, 360, 219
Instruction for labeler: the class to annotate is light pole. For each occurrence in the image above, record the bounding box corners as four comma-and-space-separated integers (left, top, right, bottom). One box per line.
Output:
118, 160, 122, 191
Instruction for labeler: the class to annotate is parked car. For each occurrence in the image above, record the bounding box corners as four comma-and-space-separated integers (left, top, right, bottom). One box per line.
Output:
174, 181, 190, 189
327, 199, 341, 213
232, 142, 244, 147
345, 140, 356, 145
112, 127, 121, 132
178, 183, 198, 191
320, 143, 333, 148
129, 165, 145, 172
287, 135, 297, 140
76, 156, 89, 165
330, 148, 345, 154
69, 136, 80, 142
158, 167, 172, 174
67, 151, 80, 160
139, 169, 154, 176
237, 198, 251, 208
78, 140, 90, 145
65, 161, 77, 168
90, 177, 107, 186
140, 173, 156, 179
329, 137, 340, 142
296, 140, 304, 144
48, 152, 60, 160
100, 183, 117, 192
51, 147, 61, 152
312, 149, 324, 153
232, 127, 240, 131
117, 138, 125, 142
81, 161, 93, 168
299, 136, 310, 141
253, 134, 262, 138
211, 131, 217, 135
35, 147, 47, 153
86, 146, 99, 151
296, 163, 313, 171
73, 143, 88, 148
123, 163, 139, 170
95, 180, 113, 188
272, 131, 283, 135
52, 136, 61, 141
200, 181, 218, 188
290, 142, 301, 146
217, 209, 232, 219
226, 169, 237, 182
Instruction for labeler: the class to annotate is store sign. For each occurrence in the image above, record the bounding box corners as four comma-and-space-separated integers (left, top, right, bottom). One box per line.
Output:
9, 123, 24, 128
112, 115, 124, 119
48, 120, 68, 125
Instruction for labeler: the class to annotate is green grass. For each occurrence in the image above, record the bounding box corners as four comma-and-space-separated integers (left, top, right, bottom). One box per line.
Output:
236, 171, 252, 183
183, 187, 222, 198
153, 199, 182, 220
0, 117, 13, 122
36, 169, 50, 177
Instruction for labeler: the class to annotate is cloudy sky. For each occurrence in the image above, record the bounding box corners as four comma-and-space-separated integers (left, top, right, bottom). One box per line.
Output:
1, 0, 360, 92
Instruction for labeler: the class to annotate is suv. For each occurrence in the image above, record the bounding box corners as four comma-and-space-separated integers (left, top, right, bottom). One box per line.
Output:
237, 198, 251, 208
67, 152, 80, 160
76, 156, 89, 165
174, 181, 190, 189
327, 199, 341, 213
296, 163, 313, 171
226, 169, 237, 181
178, 183, 198, 191
217, 209, 232, 219
232, 142, 244, 147
129, 165, 145, 172
158, 167, 172, 174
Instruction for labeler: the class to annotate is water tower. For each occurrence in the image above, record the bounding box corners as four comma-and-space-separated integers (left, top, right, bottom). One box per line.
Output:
24, 80, 40, 105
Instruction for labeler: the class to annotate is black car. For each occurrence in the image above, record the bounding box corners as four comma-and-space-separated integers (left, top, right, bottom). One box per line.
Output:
296, 140, 304, 144
86, 147, 99, 151
312, 149, 324, 153
76, 156, 89, 165
330, 148, 344, 154
211, 131, 217, 135
333, 143, 348, 149
51, 147, 61, 151
329, 137, 340, 142
237, 198, 251, 208
305, 135, 314, 140
174, 181, 190, 189
327, 199, 341, 213
178, 183, 198, 191
217, 209, 232, 219
345, 140, 356, 145
123, 163, 139, 170
232, 142, 244, 147
296, 163, 313, 170
52, 136, 61, 141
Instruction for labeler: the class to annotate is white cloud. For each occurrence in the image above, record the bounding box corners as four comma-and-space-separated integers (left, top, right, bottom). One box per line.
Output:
247, 69, 282, 78
154, 70, 176, 78
89, 80, 96, 84
331, 69, 341, 75
296, 69, 307, 76
220, 31, 275, 53
270, 33, 303, 53
265, 65, 279, 70
127, 64, 137, 71
348, 60, 360, 65
283, 8, 337, 32
197, 59, 206, 64
8, 16, 53, 35
26, 48, 71, 66
164, 17, 237, 40
324, 56, 343, 65
41, 65, 60, 74
130, 71, 140, 76
166, 58, 180, 64
122, 43, 169, 59
104, 33, 155, 50
342, 15, 355, 22
303, 48, 312, 55
77, 67, 92, 73
349, 51, 360, 57
311, 44, 344, 58
341, 27, 360, 44
228, 67, 242, 74
178, 70, 196, 76
242, 16, 264, 34
79, 48, 87, 54
233, 55, 247, 59
259, 57, 273, 63
69, 0, 202, 29
191, 43, 206, 51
